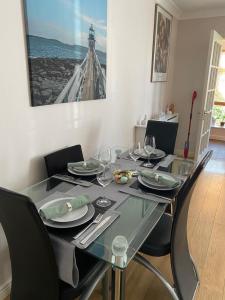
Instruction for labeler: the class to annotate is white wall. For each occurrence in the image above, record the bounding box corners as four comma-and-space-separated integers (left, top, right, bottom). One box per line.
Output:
171, 16, 225, 156
0, 0, 178, 295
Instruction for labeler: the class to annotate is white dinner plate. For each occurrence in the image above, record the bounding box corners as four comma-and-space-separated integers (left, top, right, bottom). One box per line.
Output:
134, 148, 166, 160
39, 197, 88, 223
138, 173, 181, 191
39, 204, 95, 229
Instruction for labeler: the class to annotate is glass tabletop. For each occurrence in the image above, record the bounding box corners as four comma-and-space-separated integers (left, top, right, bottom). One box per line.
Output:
86, 196, 165, 269
21, 177, 166, 269
112, 148, 196, 177
21, 154, 196, 269
157, 157, 196, 177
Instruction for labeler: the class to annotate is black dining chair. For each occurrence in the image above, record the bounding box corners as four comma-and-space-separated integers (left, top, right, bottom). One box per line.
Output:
44, 144, 84, 177
134, 150, 212, 300
145, 120, 179, 154
0, 187, 109, 300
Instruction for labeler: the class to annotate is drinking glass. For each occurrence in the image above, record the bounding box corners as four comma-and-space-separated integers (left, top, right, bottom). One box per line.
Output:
98, 148, 112, 166
96, 165, 113, 207
143, 135, 156, 168
129, 143, 141, 172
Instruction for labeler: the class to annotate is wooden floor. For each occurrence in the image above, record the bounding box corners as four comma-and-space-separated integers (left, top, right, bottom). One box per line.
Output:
5, 141, 225, 300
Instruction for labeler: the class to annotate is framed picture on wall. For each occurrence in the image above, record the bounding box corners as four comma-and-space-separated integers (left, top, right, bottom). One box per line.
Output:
23, 0, 107, 107
151, 5, 172, 82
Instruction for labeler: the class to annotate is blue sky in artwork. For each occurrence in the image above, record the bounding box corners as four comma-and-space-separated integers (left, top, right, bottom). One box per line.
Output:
25, 0, 107, 52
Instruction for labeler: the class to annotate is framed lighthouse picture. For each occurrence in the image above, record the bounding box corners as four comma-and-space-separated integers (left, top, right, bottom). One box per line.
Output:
23, 0, 107, 106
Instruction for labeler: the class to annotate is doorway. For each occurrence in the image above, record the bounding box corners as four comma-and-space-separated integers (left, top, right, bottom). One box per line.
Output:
195, 31, 224, 160
210, 48, 225, 142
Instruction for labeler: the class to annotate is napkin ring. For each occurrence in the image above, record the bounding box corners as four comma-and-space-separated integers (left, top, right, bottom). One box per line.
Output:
154, 174, 159, 182
66, 202, 72, 212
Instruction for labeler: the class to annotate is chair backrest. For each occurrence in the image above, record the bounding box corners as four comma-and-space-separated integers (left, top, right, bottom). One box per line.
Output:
171, 150, 212, 300
44, 144, 84, 177
145, 120, 178, 154
0, 188, 59, 300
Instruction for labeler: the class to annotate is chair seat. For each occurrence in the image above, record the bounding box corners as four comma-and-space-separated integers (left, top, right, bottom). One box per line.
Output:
140, 213, 172, 257
60, 257, 106, 300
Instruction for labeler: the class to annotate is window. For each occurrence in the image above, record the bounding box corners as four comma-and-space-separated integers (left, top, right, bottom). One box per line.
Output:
212, 51, 225, 126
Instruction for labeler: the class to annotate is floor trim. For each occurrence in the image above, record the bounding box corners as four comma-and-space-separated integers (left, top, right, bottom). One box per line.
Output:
210, 135, 225, 141
0, 281, 11, 300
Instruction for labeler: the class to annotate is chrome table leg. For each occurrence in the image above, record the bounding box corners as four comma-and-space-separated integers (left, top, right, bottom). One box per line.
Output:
111, 267, 126, 300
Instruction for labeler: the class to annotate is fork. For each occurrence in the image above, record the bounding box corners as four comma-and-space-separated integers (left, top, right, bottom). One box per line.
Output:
73, 214, 103, 240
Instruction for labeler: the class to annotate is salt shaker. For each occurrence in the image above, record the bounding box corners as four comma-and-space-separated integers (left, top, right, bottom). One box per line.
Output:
111, 235, 128, 268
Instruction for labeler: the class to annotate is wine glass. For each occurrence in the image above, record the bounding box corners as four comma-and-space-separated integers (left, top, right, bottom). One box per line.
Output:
143, 135, 156, 168
128, 142, 141, 172
96, 165, 113, 207
98, 148, 112, 166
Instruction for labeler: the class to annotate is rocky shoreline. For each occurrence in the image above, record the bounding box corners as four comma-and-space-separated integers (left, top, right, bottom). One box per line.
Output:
28, 57, 106, 106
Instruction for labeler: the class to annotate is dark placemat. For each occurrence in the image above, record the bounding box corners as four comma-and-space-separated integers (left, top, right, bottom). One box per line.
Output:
47, 197, 116, 243
129, 179, 178, 200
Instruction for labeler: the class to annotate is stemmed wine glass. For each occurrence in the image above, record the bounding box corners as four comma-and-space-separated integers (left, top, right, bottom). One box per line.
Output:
143, 135, 156, 168
98, 148, 112, 166
96, 165, 113, 207
129, 142, 141, 172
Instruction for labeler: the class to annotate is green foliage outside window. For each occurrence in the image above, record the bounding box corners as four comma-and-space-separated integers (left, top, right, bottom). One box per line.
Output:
212, 105, 225, 125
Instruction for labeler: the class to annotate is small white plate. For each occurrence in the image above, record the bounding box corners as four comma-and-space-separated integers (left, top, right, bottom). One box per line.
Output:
39, 197, 88, 223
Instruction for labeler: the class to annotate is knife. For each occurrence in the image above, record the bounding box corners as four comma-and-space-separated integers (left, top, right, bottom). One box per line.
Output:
80, 216, 111, 245
52, 174, 93, 187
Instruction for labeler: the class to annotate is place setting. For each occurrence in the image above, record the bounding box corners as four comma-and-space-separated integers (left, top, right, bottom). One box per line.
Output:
38, 193, 95, 229
50, 159, 104, 188
37, 174, 121, 248
118, 167, 182, 203
117, 137, 167, 171
137, 169, 182, 191
67, 159, 104, 177
65, 148, 112, 183
136, 136, 166, 168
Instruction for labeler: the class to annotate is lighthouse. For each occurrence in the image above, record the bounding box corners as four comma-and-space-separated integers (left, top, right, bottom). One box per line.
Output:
88, 24, 96, 50
55, 24, 106, 103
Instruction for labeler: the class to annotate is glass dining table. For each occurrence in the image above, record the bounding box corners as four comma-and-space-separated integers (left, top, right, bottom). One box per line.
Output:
21, 155, 196, 300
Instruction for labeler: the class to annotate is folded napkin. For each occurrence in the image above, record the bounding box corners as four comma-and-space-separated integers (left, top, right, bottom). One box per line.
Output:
39, 195, 90, 220
68, 160, 100, 171
141, 170, 179, 188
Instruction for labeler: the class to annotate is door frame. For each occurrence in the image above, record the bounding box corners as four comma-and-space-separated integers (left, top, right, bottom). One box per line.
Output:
194, 30, 223, 160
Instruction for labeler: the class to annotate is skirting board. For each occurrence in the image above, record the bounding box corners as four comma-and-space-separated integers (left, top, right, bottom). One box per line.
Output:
210, 135, 225, 141
0, 281, 11, 300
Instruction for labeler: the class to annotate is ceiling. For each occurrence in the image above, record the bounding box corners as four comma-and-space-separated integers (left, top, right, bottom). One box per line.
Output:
173, 0, 225, 12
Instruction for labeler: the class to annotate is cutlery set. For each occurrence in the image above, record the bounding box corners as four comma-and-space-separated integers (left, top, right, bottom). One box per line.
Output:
80, 216, 111, 245
53, 174, 93, 187
73, 213, 103, 240
73, 214, 114, 245
72, 212, 119, 248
